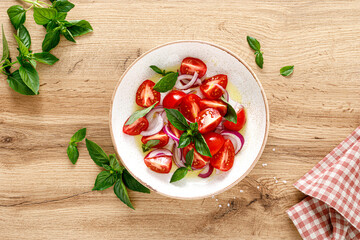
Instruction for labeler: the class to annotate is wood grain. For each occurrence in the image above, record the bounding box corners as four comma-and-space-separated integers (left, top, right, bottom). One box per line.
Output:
0, 0, 359, 239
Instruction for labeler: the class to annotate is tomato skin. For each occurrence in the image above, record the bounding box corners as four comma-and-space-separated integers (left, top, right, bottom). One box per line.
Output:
136, 80, 160, 108
144, 155, 172, 173
223, 106, 246, 131
169, 122, 183, 138
183, 143, 210, 169
141, 130, 169, 148
203, 132, 225, 156
180, 57, 207, 78
200, 74, 228, 100
210, 139, 235, 171
195, 108, 222, 134
179, 94, 201, 122
163, 90, 187, 109
123, 117, 149, 135
199, 99, 227, 116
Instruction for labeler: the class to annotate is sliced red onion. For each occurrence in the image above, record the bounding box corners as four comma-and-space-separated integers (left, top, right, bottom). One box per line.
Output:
141, 113, 164, 136
161, 111, 168, 124
220, 130, 245, 154
214, 120, 224, 133
177, 74, 193, 81
145, 149, 173, 158
163, 124, 179, 142
175, 71, 198, 90
146, 106, 164, 118
214, 83, 229, 101
198, 163, 214, 178
172, 143, 185, 168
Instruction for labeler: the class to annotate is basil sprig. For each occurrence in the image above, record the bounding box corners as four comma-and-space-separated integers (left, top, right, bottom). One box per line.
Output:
142, 139, 160, 152
67, 128, 86, 164
221, 97, 237, 124
125, 102, 157, 126
153, 72, 179, 92
247, 36, 263, 69
150, 65, 174, 76
280, 65, 294, 76
165, 108, 211, 157
170, 149, 194, 183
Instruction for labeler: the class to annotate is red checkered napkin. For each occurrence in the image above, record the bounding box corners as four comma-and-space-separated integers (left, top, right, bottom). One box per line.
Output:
287, 126, 360, 240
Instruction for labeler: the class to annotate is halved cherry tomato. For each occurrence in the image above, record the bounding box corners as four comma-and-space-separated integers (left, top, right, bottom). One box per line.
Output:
169, 122, 183, 138
195, 108, 222, 134
180, 57, 207, 78
200, 74, 228, 100
199, 99, 227, 116
123, 117, 149, 135
179, 94, 201, 122
163, 90, 186, 109
141, 130, 169, 148
183, 143, 210, 169
203, 132, 225, 156
224, 106, 246, 131
144, 154, 172, 173
136, 80, 160, 108
210, 139, 235, 171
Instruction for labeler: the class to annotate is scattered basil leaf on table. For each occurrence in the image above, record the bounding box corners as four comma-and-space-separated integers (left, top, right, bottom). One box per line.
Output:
92, 171, 117, 191
66, 20, 93, 37
7, 70, 35, 95
150, 65, 174, 76
85, 139, 109, 167
1, 25, 10, 62
123, 169, 150, 193
109, 154, 123, 172
33, 7, 57, 25
13, 34, 29, 56
33, 52, 59, 65
247, 36, 264, 69
7, 5, 26, 29
280, 65, 294, 76
153, 72, 179, 92
52, 0, 75, 13
125, 102, 157, 125
170, 149, 194, 183
255, 51, 264, 69
67, 128, 86, 164
19, 61, 39, 94
114, 178, 134, 210
164, 108, 189, 131
42, 29, 60, 52
142, 139, 160, 152
70, 128, 86, 142
17, 25, 31, 48
221, 97, 237, 124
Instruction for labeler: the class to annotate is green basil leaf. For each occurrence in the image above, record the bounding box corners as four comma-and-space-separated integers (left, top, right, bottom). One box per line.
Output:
114, 178, 134, 210
1, 25, 10, 61
70, 128, 86, 143
62, 28, 76, 42
178, 133, 191, 148
46, 20, 58, 32
164, 108, 189, 131
67, 143, 79, 164
150, 65, 164, 75
7, 5, 26, 29
85, 139, 110, 167
2, 58, 12, 76
56, 12, 67, 21
247, 36, 261, 51
33, 52, 59, 65
92, 171, 117, 191
17, 25, 31, 49
123, 169, 150, 193
19, 61, 39, 94
153, 72, 178, 92
194, 133, 212, 157
7, 70, 36, 95
33, 7, 57, 25
109, 154, 123, 172
185, 149, 194, 167
280, 65, 294, 76
67, 20, 93, 37
221, 97, 237, 124
170, 167, 188, 183
125, 102, 157, 125
13, 34, 29, 56
189, 122, 198, 132
255, 51, 263, 69
53, 0, 75, 13
29, 59, 37, 68
142, 139, 160, 152
102, 164, 111, 171
42, 29, 60, 52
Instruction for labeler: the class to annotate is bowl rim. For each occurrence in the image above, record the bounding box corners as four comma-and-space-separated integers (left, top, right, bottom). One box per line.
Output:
109, 40, 270, 200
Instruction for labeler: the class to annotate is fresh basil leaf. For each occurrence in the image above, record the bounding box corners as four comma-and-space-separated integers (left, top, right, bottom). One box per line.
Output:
2, 58, 12, 75
221, 97, 237, 124
53, 0, 75, 13
85, 139, 110, 167
142, 139, 160, 152
255, 51, 263, 69
189, 122, 198, 132
19, 61, 39, 94
13, 34, 29, 56
125, 102, 157, 125
178, 133, 191, 148
62, 28, 76, 42
170, 167, 188, 183
123, 169, 150, 193
67, 20, 93, 37
153, 72, 178, 92
17, 25, 31, 49
150, 65, 164, 75
33, 52, 59, 65
247, 36, 261, 51
42, 29, 60, 52
33, 7, 57, 25
46, 20, 58, 32
194, 133, 212, 157
92, 171, 117, 191
7, 70, 36, 95
7, 5, 26, 29
114, 178, 134, 210
109, 154, 123, 172
56, 12, 67, 21
164, 108, 189, 131
185, 149, 194, 167
280, 65, 294, 76
102, 164, 111, 171
29, 59, 37, 68
1, 25, 10, 61
67, 143, 79, 164
70, 128, 86, 143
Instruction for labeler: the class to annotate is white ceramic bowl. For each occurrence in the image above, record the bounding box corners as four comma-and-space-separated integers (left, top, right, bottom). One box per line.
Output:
110, 41, 269, 199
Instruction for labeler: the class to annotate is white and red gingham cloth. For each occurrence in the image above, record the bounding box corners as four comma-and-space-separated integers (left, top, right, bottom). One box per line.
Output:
287, 126, 360, 240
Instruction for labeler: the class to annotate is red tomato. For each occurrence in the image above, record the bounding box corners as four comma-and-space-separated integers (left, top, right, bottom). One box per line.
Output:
195, 108, 222, 134
203, 132, 225, 156
210, 139, 235, 171
224, 106, 246, 131
141, 130, 169, 148
200, 74, 228, 100
163, 90, 186, 109
144, 154, 172, 173
169, 122, 183, 138
199, 99, 227, 116
183, 143, 210, 169
123, 117, 149, 135
179, 94, 201, 122
136, 80, 160, 108
180, 57, 207, 78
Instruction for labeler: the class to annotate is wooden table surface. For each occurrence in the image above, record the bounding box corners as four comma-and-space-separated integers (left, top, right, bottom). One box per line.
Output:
1, 0, 360, 239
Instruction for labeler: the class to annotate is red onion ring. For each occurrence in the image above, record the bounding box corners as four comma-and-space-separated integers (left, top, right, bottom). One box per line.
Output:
198, 163, 214, 178
141, 108, 164, 136
145, 149, 173, 158
163, 125, 179, 142
175, 71, 199, 90
214, 83, 229, 101
172, 142, 185, 168
220, 130, 245, 154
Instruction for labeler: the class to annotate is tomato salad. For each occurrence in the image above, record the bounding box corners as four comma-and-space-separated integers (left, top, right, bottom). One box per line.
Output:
123, 57, 246, 182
